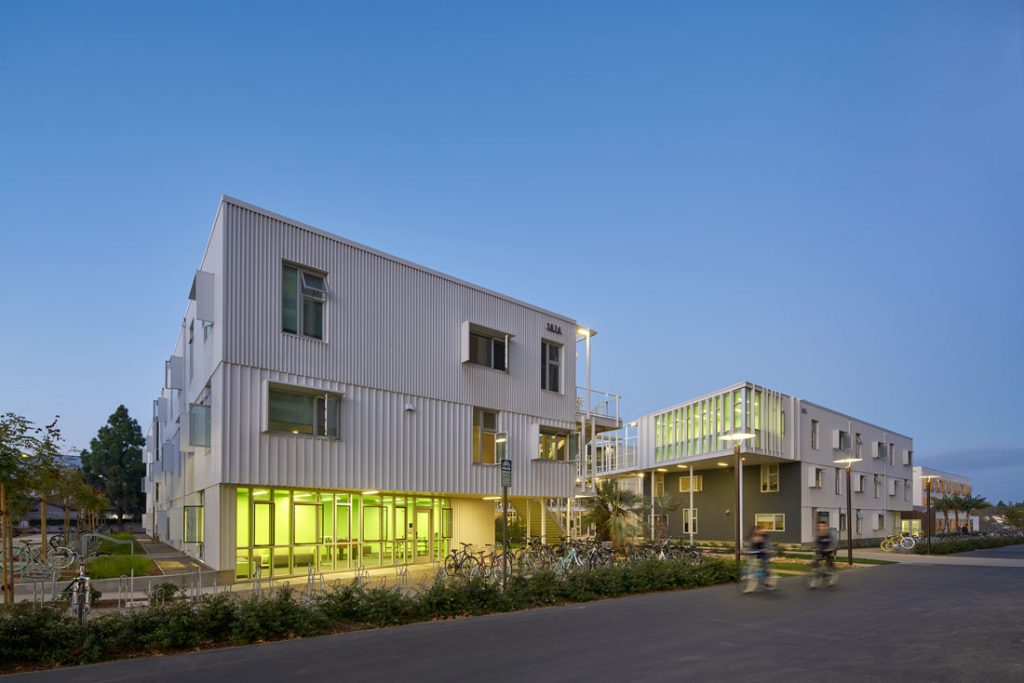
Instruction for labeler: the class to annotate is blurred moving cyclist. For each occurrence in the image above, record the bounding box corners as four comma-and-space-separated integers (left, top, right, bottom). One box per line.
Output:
814, 520, 837, 569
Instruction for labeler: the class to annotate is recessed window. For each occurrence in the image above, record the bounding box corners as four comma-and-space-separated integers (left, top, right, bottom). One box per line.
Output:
755, 513, 785, 532
760, 464, 779, 493
538, 429, 577, 461
268, 387, 340, 437
541, 341, 561, 392
810, 420, 819, 449
681, 508, 698, 534
469, 332, 507, 371
189, 403, 211, 447
282, 264, 326, 340
811, 468, 824, 488
835, 468, 842, 495
472, 408, 499, 464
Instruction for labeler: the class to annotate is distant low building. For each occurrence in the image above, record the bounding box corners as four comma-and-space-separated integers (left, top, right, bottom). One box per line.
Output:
904, 466, 978, 534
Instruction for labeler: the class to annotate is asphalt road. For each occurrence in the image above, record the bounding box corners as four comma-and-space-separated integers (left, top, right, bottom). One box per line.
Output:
9, 563, 1024, 683
963, 543, 1024, 560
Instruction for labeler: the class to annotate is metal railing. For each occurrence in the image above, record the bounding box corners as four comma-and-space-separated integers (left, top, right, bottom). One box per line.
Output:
577, 432, 639, 480
576, 387, 621, 422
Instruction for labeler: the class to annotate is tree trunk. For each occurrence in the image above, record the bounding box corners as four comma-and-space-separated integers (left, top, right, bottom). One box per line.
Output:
1, 483, 8, 606
39, 493, 47, 564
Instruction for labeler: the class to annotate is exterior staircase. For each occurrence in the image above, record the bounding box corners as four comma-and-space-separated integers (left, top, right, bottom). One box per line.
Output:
511, 499, 566, 545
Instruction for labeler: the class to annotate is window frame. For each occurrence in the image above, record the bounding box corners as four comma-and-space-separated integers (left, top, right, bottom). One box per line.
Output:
754, 513, 785, 532
540, 340, 562, 393
267, 384, 342, 439
810, 419, 819, 449
760, 463, 780, 493
678, 475, 704, 493
472, 407, 500, 465
282, 263, 327, 341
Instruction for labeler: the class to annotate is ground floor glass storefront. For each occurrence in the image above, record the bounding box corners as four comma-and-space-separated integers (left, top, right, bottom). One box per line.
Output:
235, 487, 452, 579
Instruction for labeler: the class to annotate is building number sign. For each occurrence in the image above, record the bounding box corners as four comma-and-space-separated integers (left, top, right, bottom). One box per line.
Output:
546, 323, 562, 335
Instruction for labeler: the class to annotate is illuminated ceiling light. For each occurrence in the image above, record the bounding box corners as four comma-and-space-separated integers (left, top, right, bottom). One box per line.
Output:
483, 496, 501, 501
656, 468, 668, 472
362, 490, 379, 495
717, 463, 728, 467
676, 464, 687, 468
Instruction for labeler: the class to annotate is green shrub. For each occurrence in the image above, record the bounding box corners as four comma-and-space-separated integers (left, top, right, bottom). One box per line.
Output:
97, 533, 143, 556
1, 557, 739, 672
913, 535, 1024, 555
148, 582, 179, 602
87, 555, 157, 579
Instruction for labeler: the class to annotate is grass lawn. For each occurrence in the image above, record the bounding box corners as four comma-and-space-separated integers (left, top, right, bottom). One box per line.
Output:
87, 554, 159, 579
97, 532, 144, 555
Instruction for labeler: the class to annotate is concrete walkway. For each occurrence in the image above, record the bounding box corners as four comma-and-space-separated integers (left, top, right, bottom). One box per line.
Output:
852, 543, 1024, 567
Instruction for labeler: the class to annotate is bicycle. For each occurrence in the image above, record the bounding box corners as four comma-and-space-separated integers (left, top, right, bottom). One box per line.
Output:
737, 553, 777, 594
805, 552, 838, 589
444, 542, 481, 579
879, 533, 916, 552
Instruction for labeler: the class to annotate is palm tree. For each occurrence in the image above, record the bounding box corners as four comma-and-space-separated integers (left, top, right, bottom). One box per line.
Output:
930, 496, 952, 534
652, 492, 681, 541
959, 494, 988, 533
945, 494, 964, 534
579, 480, 643, 548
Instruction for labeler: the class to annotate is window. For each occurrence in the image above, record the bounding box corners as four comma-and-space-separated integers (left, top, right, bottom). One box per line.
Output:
188, 321, 195, 379
473, 408, 499, 464
538, 429, 577, 461
876, 513, 885, 531
816, 510, 830, 526
810, 420, 819, 449
469, 332, 507, 371
678, 475, 704, 493
654, 476, 665, 496
839, 512, 846, 531
681, 508, 698, 534
155, 482, 159, 503
835, 468, 842, 495
888, 478, 897, 496
184, 505, 204, 544
760, 464, 779, 493
904, 480, 911, 502
855, 433, 862, 458
856, 510, 863, 534
282, 264, 326, 340
189, 403, 211, 447
903, 449, 913, 466
755, 513, 785, 532
853, 474, 864, 493
541, 341, 561, 392
889, 442, 896, 467
811, 467, 824, 488
874, 475, 881, 499
833, 429, 850, 450
268, 387, 340, 437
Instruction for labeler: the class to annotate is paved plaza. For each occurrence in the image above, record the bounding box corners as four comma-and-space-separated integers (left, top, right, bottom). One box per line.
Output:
8, 550, 1024, 683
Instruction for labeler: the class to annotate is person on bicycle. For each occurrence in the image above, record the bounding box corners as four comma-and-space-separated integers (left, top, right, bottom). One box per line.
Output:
814, 521, 836, 569
746, 527, 772, 578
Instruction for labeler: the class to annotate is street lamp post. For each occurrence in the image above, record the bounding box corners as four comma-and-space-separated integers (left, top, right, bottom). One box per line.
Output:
834, 455, 863, 566
720, 431, 755, 562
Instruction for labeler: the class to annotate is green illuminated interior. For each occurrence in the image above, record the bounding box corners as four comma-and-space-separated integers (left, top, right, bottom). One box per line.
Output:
235, 487, 452, 579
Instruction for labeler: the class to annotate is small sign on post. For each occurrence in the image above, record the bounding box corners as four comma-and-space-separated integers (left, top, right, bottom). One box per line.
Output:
500, 458, 512, 592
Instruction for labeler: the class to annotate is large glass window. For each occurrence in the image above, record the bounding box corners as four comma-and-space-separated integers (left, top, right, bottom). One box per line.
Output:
541, 341, 561, 392
681, 508, 698, 534
189, 403, 211, 447
539, 429, 575, 461
469, 332, 507, 371
760, 464, 779, 493
678, 475, 703, 493
472, 408, 498, 464
268, 387, 340, 437
755, 513, 785, 531
282, 264, 326, 339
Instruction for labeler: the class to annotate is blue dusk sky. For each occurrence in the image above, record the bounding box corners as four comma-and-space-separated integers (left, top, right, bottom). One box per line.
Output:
1, 2, 1022, 502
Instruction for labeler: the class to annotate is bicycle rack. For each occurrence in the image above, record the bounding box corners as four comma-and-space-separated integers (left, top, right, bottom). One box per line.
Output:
68, 568, 91, 624
303, 561, 325, 602
353, 563, 369, 588
395, 564, 409, 592
252, 564, 263, 598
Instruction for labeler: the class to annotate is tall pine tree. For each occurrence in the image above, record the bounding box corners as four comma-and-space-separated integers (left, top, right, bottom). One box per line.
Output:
80, 406, 145, 528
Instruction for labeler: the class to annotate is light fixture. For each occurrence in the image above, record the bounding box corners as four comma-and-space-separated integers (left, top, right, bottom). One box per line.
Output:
656, 468, 668, 472
833, 457, 863, 465
629, 421, 638, 427
636, 473, 644, 478
483, 496, 501, 501
717, 462, 728, 467
676, 464, 687, 468
362, 490, 379, 495
719, 431, 756, 442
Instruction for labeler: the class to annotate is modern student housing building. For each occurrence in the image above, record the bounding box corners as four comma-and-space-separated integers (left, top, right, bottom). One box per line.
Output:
142, 197, 620, 580
591, 383, 915, 545
904, 466, 977, 535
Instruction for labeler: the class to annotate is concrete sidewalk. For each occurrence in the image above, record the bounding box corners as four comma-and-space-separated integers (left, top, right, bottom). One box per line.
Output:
852, 543, 1024, 568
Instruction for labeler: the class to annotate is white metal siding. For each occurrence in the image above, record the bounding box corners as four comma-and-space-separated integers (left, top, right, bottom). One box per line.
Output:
221, 200, 577, 422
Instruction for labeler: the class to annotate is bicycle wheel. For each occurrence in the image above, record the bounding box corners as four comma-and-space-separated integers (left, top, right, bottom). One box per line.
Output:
805, 569, 822, 589
443, 554, 459, 577
880, 538, 895, 552
900, 536, 916, 551
826, 568, 838, 587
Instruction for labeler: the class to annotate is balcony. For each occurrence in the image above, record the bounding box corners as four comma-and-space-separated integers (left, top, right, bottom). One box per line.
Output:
577, 429, 638, 486
576, 386, 622, 432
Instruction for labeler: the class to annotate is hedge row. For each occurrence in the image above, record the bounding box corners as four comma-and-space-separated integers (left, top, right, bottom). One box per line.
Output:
1, 558, 737, 671
912, 535, 1024, 555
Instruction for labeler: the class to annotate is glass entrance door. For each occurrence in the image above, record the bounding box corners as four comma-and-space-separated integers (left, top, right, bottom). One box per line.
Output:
414, 507, 433, 563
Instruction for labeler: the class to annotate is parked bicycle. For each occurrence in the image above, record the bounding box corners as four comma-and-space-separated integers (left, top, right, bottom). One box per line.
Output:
880, 533, 916, 552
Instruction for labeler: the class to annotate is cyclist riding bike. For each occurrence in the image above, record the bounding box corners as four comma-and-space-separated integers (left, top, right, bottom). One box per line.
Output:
813, 521, 836, 570
745, 527, 773, 580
